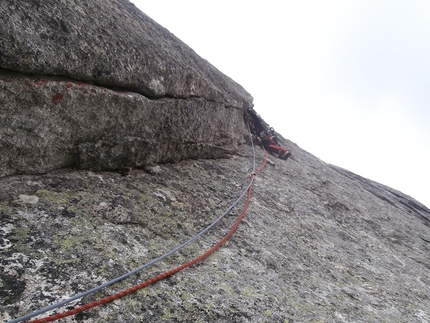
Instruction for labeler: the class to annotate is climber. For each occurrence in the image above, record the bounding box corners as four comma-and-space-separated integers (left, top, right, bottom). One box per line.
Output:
247, 108, 292, 161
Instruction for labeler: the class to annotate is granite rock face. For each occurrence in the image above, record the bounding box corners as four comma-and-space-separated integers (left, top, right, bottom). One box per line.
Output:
0, 70, 244, 176
1, 1, 430, 322
0, 0, 251, 106
0, 0, 252, 176
1, 139, 429, 323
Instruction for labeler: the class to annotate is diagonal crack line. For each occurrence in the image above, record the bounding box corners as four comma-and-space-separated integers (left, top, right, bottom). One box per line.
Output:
0, 67, 232, 106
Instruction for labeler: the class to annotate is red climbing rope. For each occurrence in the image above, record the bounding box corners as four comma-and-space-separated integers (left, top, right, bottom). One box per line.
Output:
25, 148, 268, 323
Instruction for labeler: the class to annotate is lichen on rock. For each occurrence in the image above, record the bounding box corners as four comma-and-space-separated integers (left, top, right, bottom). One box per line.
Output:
1, 0, 429, 322
1, 143, 429, 322
0, 0, 253, 176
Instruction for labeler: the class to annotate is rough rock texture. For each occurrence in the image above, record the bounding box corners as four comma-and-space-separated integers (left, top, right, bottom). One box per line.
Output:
0, 0, 252, 177
1, 1, 430, 322
0, 70, 243, 176
0, 0, 251, 106
1, 138, 429, 323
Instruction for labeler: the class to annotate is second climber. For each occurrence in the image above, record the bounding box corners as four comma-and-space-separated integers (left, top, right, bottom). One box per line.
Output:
247, 108, 292, 161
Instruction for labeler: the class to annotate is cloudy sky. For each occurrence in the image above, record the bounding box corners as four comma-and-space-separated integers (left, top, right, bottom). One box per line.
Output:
131, 0, 430, 208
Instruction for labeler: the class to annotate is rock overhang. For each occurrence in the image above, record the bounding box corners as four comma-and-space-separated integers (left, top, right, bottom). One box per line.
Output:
0, 0, 254, 176
0, 0, 252, 108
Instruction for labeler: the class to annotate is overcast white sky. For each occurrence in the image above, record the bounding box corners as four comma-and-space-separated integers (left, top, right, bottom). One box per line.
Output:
131, 0, 430, 208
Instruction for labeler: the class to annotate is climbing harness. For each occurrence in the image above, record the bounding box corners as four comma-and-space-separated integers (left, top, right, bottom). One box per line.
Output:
9, 123, 268, 323
260, 127, 278, 143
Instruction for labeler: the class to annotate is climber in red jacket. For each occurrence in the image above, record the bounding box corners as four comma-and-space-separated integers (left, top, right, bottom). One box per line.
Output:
247, 108, 291, 161
258, 127, 291, 160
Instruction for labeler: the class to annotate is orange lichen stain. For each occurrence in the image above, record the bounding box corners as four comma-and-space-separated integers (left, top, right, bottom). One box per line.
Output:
1, 78, 10, 82
35, 79, 50, 88
52, 93, 65, 105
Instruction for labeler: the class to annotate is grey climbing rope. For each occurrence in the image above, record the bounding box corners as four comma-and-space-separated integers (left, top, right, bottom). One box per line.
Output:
8, 122, 258, 323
